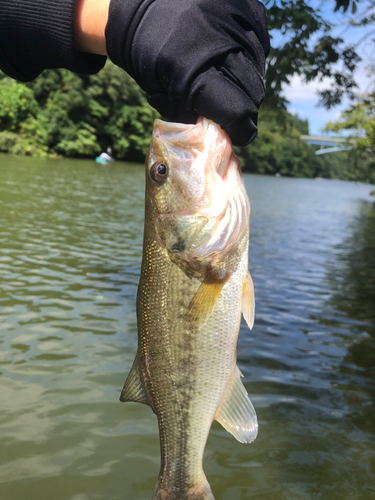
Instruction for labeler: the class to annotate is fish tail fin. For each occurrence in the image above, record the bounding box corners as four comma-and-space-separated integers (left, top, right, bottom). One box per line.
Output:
152, 476, 215, 500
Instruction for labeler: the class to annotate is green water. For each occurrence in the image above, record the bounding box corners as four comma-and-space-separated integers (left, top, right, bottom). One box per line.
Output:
0, 154, 374, 500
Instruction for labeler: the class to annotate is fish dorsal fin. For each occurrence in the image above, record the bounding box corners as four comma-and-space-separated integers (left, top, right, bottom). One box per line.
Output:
188, 268, 229, 323
215, 366, 258, 443
242, 271, 255, 330
120, 356, 149, 405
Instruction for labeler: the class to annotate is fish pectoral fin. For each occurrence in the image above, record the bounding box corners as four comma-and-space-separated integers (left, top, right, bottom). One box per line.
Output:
242, 271, 255, 330
188, 268, 229, 323
120, 356, 149, 405
215, 366, 258, 444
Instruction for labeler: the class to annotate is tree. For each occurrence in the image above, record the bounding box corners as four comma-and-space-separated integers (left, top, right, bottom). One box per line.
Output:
235, 105, 354, 180
0, 63, 159, 160
265, 0, 374, 110
324, 93, 375, 182
0, 77, 49, 155
1, 0, 374, 177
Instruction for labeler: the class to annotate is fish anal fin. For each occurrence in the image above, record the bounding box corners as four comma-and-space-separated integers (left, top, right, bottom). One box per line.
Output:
120, 356, 149, 405
242, 271, 255, 330
215, 366, 258, 444
188, 268, 229, 323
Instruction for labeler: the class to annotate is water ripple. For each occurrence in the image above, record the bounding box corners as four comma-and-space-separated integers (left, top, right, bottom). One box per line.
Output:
0, 157, 374, 499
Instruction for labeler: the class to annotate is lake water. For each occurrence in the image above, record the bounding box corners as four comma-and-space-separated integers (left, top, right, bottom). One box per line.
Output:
0, 154, 374, 500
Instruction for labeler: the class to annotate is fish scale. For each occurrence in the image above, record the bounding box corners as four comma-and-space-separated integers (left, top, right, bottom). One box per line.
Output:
120, 119, 257, 500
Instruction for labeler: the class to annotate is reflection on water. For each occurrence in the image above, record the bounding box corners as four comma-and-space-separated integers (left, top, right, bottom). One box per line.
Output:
0, 154, 374, 499
327, 202, 375, 443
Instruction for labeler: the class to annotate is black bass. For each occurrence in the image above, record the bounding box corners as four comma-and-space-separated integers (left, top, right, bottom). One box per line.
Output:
121, 118, 257, 500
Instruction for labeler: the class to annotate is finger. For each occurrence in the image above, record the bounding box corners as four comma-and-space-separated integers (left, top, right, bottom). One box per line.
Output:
230, 0, 270, 60
147, 93, 199, 124
222, 51, 266, 109
190, 66, 261, 147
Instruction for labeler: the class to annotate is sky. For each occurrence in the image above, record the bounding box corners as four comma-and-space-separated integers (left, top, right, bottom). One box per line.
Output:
271, 0, 374, 136
284, 68, 370, 136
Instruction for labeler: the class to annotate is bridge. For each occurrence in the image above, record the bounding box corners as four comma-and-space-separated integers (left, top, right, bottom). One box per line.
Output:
300, 135, 353, 155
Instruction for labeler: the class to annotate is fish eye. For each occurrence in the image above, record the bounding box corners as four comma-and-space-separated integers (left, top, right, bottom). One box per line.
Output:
150, 162, 168, 183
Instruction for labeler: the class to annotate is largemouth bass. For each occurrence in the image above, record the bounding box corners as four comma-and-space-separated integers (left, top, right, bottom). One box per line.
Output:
121, 118, 257, 500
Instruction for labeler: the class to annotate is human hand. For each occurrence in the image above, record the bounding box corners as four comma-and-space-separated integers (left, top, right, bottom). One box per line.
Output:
74, 0, 110, 56
105, 0, 270, 147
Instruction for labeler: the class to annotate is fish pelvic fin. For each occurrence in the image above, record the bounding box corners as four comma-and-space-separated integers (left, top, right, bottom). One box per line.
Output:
152, 475, 215, 500
242, 271, 255, 330
215, 366, 258, 444
120, 356, 149, 405
187, 268, 229, 323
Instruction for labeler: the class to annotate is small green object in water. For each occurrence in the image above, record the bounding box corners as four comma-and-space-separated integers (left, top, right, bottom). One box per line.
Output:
96, 157, 109, 164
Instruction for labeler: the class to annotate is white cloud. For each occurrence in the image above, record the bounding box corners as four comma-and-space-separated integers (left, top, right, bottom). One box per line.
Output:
282, 67, 372, 135
288, 107, 308, 118
283, 75, 334, 102
283, 66, 372, 104
286, 98, 345, 135
268, 8, 374, 135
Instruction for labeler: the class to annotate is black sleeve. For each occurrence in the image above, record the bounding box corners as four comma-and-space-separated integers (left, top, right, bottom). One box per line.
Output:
0, 0, 106, 82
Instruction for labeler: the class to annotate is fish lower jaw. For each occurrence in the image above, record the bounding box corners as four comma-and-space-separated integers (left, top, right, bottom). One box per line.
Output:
152, 476, 215, 500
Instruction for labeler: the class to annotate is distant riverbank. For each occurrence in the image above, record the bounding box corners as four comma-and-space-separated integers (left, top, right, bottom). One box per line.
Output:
2, 63, 373, 183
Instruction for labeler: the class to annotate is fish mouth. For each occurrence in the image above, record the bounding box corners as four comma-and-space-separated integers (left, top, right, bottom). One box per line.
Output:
151, 118, 250, 263
195, 117, 234, 183
152, 118, 207, 152
152, 117, 233, 182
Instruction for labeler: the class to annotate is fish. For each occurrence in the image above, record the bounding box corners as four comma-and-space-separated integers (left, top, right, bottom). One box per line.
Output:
120, 118, 257, 500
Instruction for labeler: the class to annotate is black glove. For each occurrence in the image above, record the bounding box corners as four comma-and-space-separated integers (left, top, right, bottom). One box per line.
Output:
105, 0, 270, 146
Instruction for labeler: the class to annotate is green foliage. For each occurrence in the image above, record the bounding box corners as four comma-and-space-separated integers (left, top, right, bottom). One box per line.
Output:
55, 123, 101, 157
0, 131, 20, 152
0, 62, 159, 159
236, 113, 312, 177
0, 0, 373, 163
0, 61, 367, 182
0, 79, 49, 155
235, 104, 358, 181
0, 79, 38, 131
324, 93, 375, 183
265, 0, 370, 110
